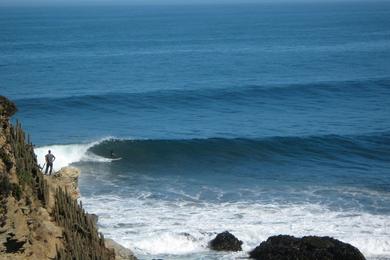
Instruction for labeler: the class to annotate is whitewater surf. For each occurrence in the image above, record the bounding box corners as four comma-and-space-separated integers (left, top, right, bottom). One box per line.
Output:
34, 135, 390, 259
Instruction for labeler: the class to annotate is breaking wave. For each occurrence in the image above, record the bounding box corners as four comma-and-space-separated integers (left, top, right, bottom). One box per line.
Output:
34, 131, 390, 172
34, 137, 115, 171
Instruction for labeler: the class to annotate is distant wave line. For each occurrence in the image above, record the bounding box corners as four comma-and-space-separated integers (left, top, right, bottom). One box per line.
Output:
13, 77, 390, 105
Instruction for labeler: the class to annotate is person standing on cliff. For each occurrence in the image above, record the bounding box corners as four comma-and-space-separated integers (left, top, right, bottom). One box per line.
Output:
45, 150, 56, 175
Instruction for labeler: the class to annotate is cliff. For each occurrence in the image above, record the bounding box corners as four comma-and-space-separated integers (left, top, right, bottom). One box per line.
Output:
0, 96, 132, 259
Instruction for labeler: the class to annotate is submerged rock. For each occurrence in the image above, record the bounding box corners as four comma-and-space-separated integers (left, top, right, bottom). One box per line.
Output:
209, 231, 243, 252
249, 235, 366, 260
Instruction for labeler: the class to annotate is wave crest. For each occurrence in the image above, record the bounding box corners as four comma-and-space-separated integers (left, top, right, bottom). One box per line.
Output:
34, 137, 115, 171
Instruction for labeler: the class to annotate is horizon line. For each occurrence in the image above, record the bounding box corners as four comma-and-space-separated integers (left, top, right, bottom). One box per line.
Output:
1, 0, 390, 8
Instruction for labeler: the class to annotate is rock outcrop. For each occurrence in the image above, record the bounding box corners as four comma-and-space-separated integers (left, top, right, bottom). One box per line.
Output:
46, 166, 81, 206
0, 96, 122, 259
105, 239, 137, 260
249, 235, 366, 260
209, 231, 243, 252
54, 166, 80, 200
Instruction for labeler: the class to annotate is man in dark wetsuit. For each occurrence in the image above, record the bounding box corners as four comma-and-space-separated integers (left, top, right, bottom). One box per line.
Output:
45, 150, 56, 175
110, 150, 116, 158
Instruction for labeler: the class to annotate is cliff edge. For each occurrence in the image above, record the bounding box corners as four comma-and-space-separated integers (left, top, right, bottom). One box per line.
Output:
0, 96, 135, 259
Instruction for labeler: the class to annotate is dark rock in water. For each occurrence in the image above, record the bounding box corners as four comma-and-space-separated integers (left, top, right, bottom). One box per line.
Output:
209, 231, 243, 252
249, 235, 366, 260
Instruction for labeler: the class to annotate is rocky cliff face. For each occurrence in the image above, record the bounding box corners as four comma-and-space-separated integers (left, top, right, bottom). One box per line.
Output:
0, 96, 118, 259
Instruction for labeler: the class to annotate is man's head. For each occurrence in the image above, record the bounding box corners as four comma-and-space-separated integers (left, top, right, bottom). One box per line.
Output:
48, 150, 51, 154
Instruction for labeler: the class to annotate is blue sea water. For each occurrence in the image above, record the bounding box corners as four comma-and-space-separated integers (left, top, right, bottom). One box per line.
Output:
1, 2, 390, 259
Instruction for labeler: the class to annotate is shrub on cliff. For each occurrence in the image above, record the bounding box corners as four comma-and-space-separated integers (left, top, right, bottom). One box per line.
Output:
0, 96, 17, 118
0, 149, 14, 172
0, 174, 11, 196
0, 173, 11, 226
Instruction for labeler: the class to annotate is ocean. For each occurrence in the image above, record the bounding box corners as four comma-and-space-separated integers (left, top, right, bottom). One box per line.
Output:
1, 2, 390, 259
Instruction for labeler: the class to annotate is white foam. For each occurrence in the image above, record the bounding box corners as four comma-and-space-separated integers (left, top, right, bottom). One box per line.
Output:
81, 195, 390, 259
34, 137, 114, 171
135, 232, 205, 255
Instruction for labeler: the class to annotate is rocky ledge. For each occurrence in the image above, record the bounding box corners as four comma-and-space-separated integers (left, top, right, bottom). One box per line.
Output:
105, 239, 137, 260
43, 166, 81, 211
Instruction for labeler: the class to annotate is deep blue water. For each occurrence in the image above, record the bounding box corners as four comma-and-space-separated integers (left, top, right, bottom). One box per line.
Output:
1, 2, 390, 259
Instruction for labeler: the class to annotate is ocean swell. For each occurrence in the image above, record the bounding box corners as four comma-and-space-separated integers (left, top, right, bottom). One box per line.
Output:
89, 133, 390, 164
15, 77, 390, 114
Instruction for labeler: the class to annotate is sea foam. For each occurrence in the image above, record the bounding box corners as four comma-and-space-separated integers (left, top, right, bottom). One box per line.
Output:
81, 194, 390, 259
